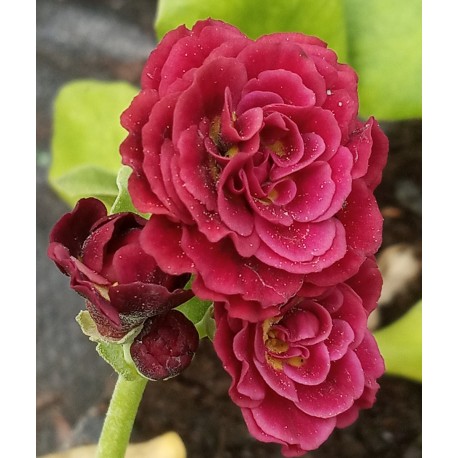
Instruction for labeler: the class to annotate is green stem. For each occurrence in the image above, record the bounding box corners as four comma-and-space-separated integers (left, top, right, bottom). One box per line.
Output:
96, 375, 148, 458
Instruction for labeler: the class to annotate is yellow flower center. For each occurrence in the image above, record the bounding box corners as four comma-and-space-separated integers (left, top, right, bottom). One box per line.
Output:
269, 140, 286, 157
210, 116, 222, 144
262, 317, 306, 371
209, 115, 238, 158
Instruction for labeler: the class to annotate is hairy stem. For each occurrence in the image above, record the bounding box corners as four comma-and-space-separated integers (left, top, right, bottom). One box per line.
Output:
96, 375, 148, 458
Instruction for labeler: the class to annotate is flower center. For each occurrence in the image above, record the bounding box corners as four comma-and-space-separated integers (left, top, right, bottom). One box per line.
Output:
209, 116, 222, 144
268, 140, 286, 157
262, 317, 306, 371
265, 333, 289, 354
209, 115, 236, 158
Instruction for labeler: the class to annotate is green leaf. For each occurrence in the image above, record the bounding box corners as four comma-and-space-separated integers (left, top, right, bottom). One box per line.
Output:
155, 0, 348, 60
52, 165, 118, 209
177, 295, 213, 328
177, 277, 214, 338
110, 165, 150, 217
49, 80, 138, 207
179, 277, 214, 338
96, 342, 142, 381
374, 300, 422, 382
342, 0, 421, 119
155, 0, 421, 121
194, 304, 216, 340
110, 166, 137, 214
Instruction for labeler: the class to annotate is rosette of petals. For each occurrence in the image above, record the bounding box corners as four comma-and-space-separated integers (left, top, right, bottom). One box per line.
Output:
120, 19, 388, 315
213, 258, 385, 456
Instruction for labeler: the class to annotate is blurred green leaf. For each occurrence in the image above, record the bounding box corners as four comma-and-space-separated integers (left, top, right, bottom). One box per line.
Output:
374, 300, 422, 382
342, 0, 421, 119
155, 0, 421, 120
49, 80, 138, 207
155, 0, 348, 60
52, 165, 118, 209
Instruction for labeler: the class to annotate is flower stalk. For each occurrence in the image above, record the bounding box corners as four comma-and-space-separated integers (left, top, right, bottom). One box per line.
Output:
96, 375, 148, 458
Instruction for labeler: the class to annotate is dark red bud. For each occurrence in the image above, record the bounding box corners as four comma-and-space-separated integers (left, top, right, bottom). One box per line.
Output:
130, 310, 199, 380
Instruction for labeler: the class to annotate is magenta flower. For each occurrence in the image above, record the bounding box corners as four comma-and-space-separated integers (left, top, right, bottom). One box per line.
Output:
47, 198, 193, 339
120, 19, 388, 320
213, 257, 385, 456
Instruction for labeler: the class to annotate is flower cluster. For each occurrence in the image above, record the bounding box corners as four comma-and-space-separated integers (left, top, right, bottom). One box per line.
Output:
49, 18, 388, 456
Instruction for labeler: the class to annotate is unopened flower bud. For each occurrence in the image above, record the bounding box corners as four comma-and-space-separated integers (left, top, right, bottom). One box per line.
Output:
130, 310, 199, 380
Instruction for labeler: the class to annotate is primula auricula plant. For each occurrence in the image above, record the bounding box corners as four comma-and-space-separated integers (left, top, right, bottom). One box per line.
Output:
48, 18, 389, 457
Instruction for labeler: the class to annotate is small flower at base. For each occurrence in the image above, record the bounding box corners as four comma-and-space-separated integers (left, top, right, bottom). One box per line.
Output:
213, 258, 385, 456
47, 197, 193, 339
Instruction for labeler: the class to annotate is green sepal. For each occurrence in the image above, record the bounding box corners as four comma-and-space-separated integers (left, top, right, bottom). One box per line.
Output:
76, 310, 102, 342
75, 310, 142, 345
110, 165, 151, 217
96, 341, 143, 382
179, 277, 215, 339
76, 311, 144, 381
374, 300, 422, 382
194, 304, 216, 340
177, 294, 213, 336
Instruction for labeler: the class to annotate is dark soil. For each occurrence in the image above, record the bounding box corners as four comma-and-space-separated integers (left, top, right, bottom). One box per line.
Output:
37, 1, 422, 456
